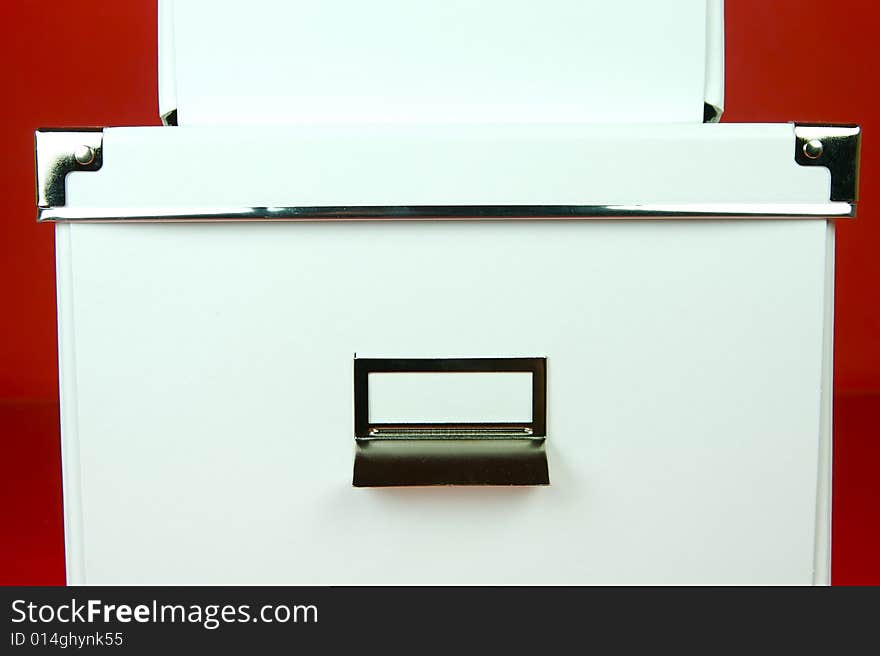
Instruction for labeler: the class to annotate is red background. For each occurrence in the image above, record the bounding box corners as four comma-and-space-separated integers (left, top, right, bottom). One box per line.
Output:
1, 1, 877, 584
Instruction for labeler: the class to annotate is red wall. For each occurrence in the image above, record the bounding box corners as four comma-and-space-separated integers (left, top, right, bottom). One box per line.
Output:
1, 1, 877, 584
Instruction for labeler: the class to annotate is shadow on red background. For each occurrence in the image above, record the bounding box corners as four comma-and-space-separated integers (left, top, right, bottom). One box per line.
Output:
0, 1, 877, 584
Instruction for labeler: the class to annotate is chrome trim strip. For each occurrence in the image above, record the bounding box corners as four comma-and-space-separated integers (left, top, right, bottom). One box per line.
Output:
38, 202, 856, 223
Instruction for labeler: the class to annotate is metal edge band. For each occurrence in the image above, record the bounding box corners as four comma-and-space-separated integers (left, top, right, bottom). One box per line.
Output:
37, 202, 855, 223
34, 124, 861, 221
794, 123, 862, 203
35, 129, 104, 208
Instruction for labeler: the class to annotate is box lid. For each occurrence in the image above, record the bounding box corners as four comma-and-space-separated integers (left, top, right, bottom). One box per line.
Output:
159, 0, 724, 126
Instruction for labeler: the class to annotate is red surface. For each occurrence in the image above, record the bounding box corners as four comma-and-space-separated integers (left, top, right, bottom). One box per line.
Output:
0, 1, 877, 584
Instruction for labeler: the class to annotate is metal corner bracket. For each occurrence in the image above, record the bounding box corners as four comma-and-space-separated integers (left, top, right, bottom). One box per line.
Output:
35, 129, 104, 209
794, 124, 862, 203
703, 102, 723, 124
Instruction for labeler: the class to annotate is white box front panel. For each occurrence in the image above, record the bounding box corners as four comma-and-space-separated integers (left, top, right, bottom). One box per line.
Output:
57, 219, 831, 584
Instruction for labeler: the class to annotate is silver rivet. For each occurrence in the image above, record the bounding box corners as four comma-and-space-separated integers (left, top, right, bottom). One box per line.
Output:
803, 139, 824, 160
73, 145, 95, 166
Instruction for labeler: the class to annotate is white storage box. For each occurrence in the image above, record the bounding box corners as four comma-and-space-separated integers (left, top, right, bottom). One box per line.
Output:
37, 0, 861, 584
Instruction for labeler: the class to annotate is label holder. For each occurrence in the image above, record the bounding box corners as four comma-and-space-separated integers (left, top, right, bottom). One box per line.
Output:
353, 357, 549, 487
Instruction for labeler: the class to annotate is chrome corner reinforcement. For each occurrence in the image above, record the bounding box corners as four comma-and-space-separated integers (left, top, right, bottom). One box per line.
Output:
35, 129, 104, 209
794, 124, 862, 203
